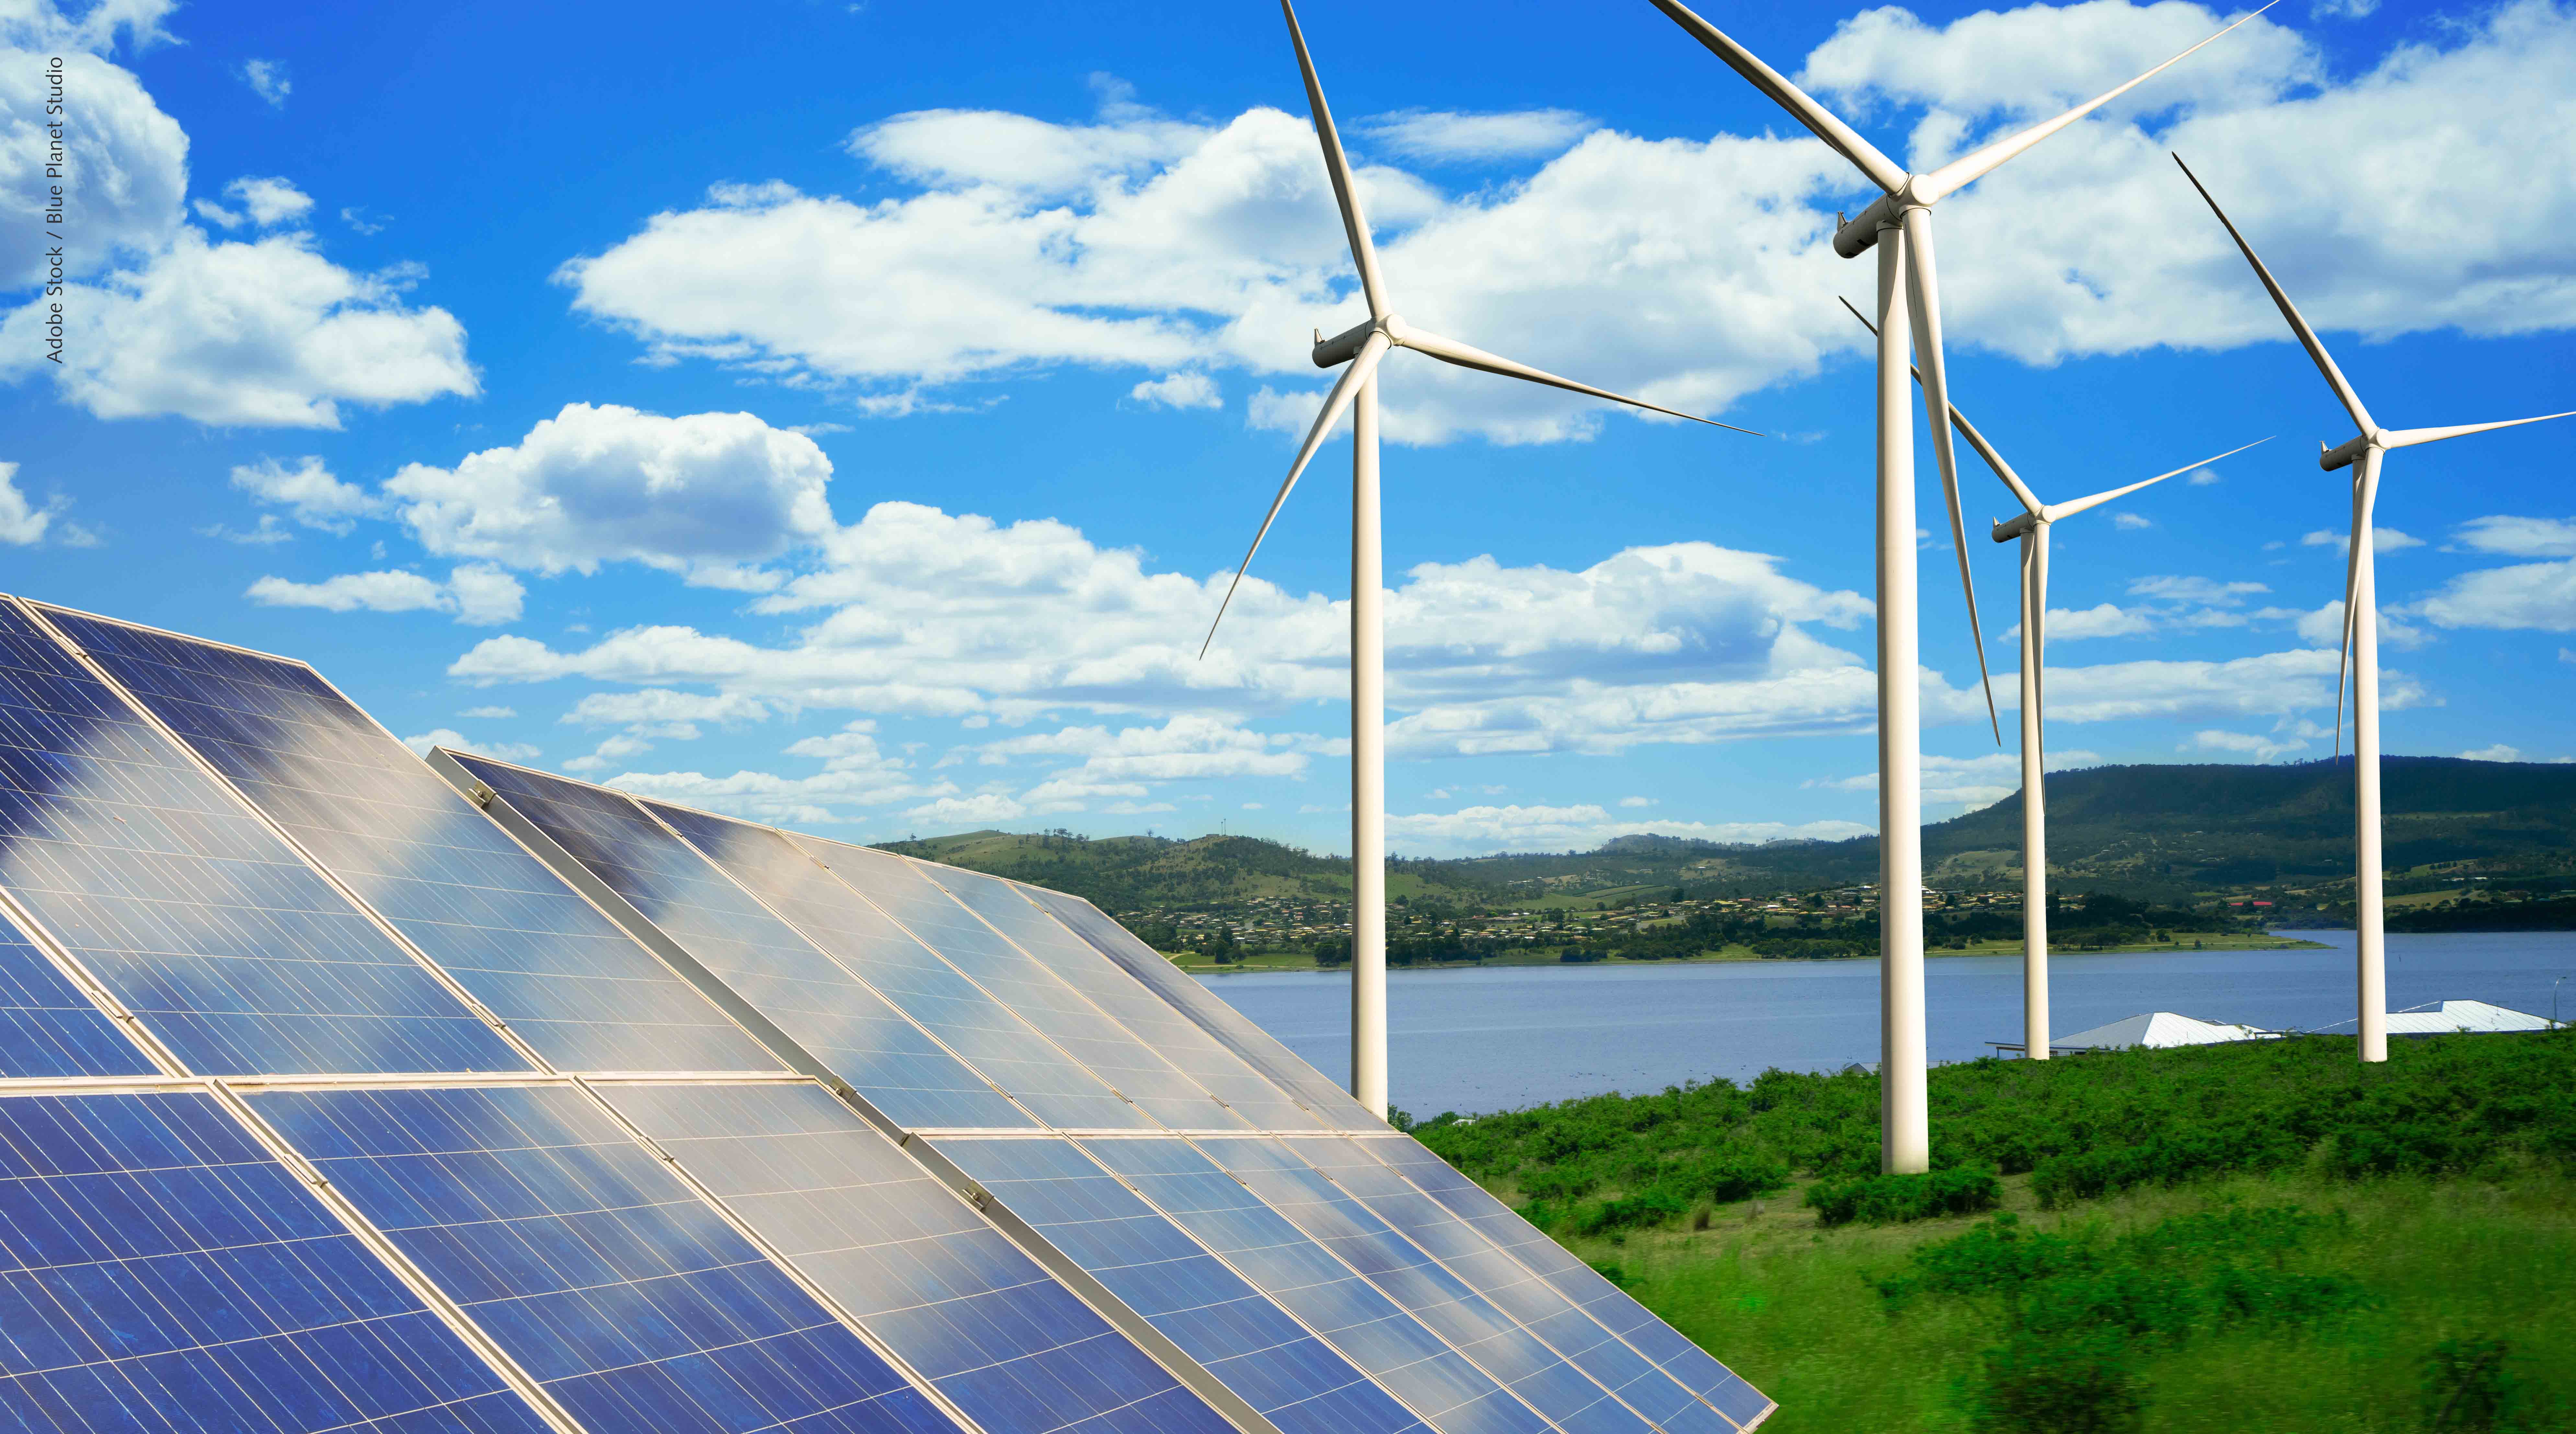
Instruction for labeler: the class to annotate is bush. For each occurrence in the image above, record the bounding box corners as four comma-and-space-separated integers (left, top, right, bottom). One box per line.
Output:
1970, 1329, 2145, 1434
1807, 1165, 2001, 1226
2422, 1337, 2559, 1431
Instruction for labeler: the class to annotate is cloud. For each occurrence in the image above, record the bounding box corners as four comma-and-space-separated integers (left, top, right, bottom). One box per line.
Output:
564, 688, 771, 732
230, 455, 386, 533
601, 762, 953, 827
246, 563, 524, 625
1618, 796, 1655, 809
2, 229, 476, 427
193, 175, 312, 230
1811, 748, 2103, 809
2022, 602, 2156, 641
399, 728, 538, 762
2112, 511, 2153, 530
2188, 728, 2311, 761
241, 58, 288, 108
2290, 597, 2428, 649
2458, 743, 2522, 762
2454, 515, 2576, 558
2412, 559, 2576, 632
1386, 802, 1872, 854
457, 705, 517, 720
1129, 371, 1221, 409
0, 7, 187, 289
2127, 575, 2268, 606
385, 403, 836, 586
2301, 527, 2422, 554
2186, 467, 2224, 485
0, 461, 70, 544
1359, 109, 1597, 162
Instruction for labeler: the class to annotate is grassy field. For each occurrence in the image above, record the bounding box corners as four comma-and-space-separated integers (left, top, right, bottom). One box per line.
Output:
1414, 1033, 2575, 1431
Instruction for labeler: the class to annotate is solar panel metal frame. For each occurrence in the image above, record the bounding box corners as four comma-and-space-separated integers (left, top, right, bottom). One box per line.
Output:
0, 597, 539, 1079
29, 600, 786, 1079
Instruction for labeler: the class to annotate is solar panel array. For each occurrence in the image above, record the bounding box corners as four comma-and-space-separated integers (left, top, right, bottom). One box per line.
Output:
0, 596, 1774, 1434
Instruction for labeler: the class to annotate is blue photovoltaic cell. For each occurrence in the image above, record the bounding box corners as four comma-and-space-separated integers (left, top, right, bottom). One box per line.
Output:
1270, 1139, 1727, 1434
922, 868, 1323, 1133
797, 840, 1228, 1132
1016, 887, 1382, 1132
0, 601, 526, 1077
450, 756, 1031, 1133
1190, 1138, 1658, 1434
932, 1137, 1429, 1434
0, 1090, 552, 1434
1074, 1138, 1550, 1434
44, 607, 779, 1076
1354, 1141, 1772, 1432
0, 905, 149, 1079
252, 1084, 964, 1434
602, 1083, 1236, 1434
642, 803, 1145, 1132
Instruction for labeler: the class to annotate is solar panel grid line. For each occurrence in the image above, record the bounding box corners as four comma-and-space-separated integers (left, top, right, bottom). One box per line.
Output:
564, 1075, 1000, 1434
1182, 1136, 1676, 1434
0, 877, 186, 1078
889, 1135, 1290, 1434
430, 750, 1043, 1138
626, 794, 1149, 1136
196, 1076, 593, 1434
903, 866, 1326, 1134
1349, 1142, 1770, 1433
34, 603, 782, 1078
420, 747, 908, 1130
1247, 1138, 1732, 1434
11, 598, 556, 1078
786, 837, 1238, 1134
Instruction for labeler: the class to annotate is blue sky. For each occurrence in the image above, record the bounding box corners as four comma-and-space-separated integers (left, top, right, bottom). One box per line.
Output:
5, 0, 2574, 856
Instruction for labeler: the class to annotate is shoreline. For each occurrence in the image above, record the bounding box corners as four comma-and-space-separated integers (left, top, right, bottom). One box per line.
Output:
1166, 931, 2336, 975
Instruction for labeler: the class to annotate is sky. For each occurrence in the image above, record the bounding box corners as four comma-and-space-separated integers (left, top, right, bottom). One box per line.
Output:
4, 0, 2574, 859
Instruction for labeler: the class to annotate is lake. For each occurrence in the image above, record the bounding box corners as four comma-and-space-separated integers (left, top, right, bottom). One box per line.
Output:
1193, 931, 2576, 1117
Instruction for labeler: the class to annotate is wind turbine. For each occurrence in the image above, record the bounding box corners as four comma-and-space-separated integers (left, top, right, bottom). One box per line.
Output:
1647, 0, 2271, 1172
1202, 0, 1756, 1120
2175, 153, 2575, 1064
1842, 301, 2266, 1064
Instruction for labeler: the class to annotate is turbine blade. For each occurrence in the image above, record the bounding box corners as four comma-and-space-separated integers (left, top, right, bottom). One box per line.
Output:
1914, 2, 2278, 205
2043, 437, 2272, 520
2382, 410, 2576, 449
1900, 211, 1999, 745
2173, 153, 2377, 435
1395, 326, 1764, 435
1200, 332, 1392, 658
1281, 0, 1389, 319
1842, 294, 2042, 516
1645, 0, 1906, 194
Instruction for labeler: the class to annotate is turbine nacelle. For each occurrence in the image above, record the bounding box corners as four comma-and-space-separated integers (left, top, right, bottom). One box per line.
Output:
1992, 511, 2042, 543
2321, 433, 2373, 471
1832, 186, 1922, 258
1314, 315, 1399, 369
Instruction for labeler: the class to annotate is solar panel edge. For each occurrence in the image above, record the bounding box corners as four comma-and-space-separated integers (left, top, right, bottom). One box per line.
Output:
8, 597, 549, 1077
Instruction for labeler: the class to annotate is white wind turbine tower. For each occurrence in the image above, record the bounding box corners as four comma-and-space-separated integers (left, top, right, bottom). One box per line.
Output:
1202, 0, 1756, 1119
1843, 299, 2267, 1063
1648, 0, 2271, 1171
2175, 153, 2575, 1064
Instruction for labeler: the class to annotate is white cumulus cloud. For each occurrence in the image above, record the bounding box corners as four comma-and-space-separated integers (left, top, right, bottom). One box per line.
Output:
247, 563, 524, 625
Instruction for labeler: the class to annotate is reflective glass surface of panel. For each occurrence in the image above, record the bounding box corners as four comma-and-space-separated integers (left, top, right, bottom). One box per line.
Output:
45, 608, 778, 1075
643, 804, 1140, 1132
931, 1137, 1427, 1434
0, 602, 525, 1076
1015, 887, 1380, 1131
1195, 1138, 1657, 1434
451, 757, 1030, 1132
923, 868, 1321, 1132
1355, 1141, 1771, 1432
0, 906, 149, 1078
798, 841, 1224, 1132
604, 1083, 1235, 1434
253, 1084, 963, 1434
0, 1090, 552, 1434
1076, 1137, 1548, 1434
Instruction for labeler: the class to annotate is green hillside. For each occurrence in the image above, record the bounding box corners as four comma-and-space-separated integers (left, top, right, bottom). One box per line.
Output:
873, 828, 1495, 913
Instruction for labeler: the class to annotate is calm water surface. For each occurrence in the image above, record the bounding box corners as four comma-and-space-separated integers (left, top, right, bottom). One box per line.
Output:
1194, 931, 2576, 1117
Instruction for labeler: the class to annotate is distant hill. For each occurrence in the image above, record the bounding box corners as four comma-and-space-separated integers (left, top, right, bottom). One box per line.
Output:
881, 757, 2576, 909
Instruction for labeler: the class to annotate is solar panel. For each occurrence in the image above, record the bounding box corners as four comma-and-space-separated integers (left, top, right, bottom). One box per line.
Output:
931, 1136, 1430, 1434
597, 1082, 1239, 1434
1275, 1139, 1738, 1434
0, 1089, 553, 1434
249, 1083, 966, 1434
912, 867, 1326, 1133
1347, 1141, 1773, 1432
448, 756, 1034, 1133
1073, 1136, 1559, 1434
41, 607, 780, 1076
0, 601, 528, 1077
637, 801, 1153, 1133
1186, 1137, 1665, 1434
0, 906, 152, 1078
795, 840, 1237, 1132
1014, 887, 1384, 1131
